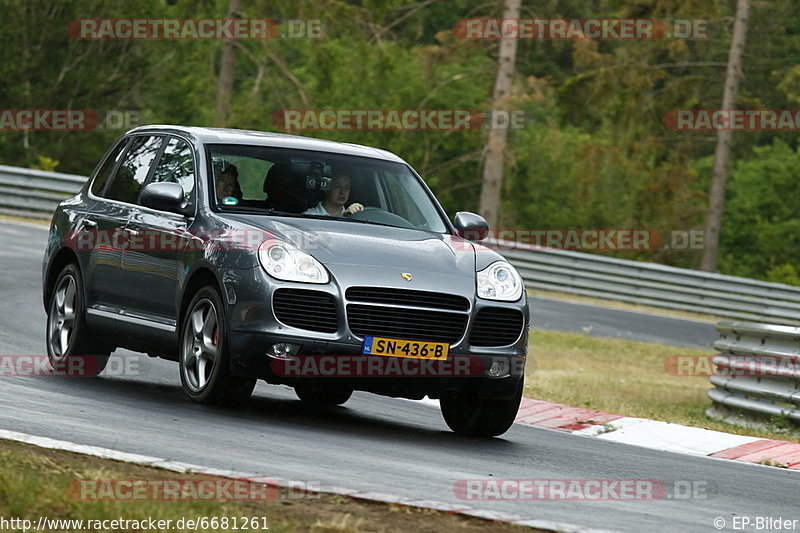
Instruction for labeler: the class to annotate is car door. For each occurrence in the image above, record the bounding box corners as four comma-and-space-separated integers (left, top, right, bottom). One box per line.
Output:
122, 135, 196, 326
83, 134, 164, 324
79, 137, 130, 316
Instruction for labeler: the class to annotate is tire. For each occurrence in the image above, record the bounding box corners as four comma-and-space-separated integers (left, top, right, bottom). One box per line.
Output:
179, 286, 256, 406
45, 263, 110, 376
440, 378, 523, 437
294, 385, 352, 406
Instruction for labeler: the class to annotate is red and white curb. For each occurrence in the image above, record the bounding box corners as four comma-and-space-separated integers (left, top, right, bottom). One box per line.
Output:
0, 428, 611, 533
514, 398, 800, 470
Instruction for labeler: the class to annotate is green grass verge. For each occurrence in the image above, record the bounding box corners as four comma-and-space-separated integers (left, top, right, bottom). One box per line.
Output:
525, 329, 800, 442
0, 213, 50, 226
0, 440, 537, 533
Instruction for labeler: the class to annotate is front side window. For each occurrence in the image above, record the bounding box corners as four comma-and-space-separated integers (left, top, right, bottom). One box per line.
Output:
105, 135, 163, 204
150, 137, 195, 203
206, 144, 448, 233
90, 138, 129, 197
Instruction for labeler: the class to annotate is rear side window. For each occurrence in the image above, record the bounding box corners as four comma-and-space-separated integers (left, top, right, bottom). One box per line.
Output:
90, 138, 129, 197
105, 135, 163, 204
150, 137, 195, 203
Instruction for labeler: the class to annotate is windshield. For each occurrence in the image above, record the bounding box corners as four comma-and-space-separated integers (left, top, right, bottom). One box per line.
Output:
207, 144, 448, 233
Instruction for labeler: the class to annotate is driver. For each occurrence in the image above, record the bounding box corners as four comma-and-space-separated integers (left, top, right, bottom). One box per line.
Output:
304, 173, 364, 216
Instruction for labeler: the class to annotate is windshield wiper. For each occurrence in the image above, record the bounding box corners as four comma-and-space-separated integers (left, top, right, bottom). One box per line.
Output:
327, 216, 396, 228
220, 206, 312, 218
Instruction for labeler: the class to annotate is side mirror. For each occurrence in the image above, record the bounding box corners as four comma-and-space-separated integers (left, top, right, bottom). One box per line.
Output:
454, 211, 489, 241
140, 182, 189, 215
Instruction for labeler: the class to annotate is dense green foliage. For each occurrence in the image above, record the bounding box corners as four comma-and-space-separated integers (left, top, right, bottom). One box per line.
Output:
1, 0, 797, 282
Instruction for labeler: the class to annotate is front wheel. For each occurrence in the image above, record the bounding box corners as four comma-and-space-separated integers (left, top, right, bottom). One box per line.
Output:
179, 286, 256, 406
46, 263, 110, 376
440, 378, 523, 437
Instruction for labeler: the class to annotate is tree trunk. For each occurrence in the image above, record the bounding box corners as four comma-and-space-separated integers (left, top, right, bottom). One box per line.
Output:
214, 0, 242, 127
478, 0, 520, 230
700, 0, 750, 271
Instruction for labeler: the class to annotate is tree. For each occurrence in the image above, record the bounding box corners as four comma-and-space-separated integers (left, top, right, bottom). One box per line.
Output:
478, 0, 520, 230
700, 0, 751, 271
215, 0, 241, 126
715, 139, 800, 284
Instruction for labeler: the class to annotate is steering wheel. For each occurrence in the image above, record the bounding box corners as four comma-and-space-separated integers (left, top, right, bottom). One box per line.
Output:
348, 206, 415, 228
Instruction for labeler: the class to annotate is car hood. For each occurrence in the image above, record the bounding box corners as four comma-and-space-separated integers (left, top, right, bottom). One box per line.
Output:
222, 214, 479, 292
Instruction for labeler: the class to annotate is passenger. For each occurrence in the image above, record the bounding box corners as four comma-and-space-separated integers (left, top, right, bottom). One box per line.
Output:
214, 160, 242, 201
304, 174, 364, 216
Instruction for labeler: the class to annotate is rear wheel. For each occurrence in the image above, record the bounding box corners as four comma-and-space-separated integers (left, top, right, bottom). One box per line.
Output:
440, 378, 523, 437
179, 286, 256, 406
46, 263, 110, 376
294, 386, 352, 406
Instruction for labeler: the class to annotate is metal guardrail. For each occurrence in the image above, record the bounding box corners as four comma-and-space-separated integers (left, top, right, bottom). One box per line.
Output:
707, 321, 800, 424
4, 164, 800, 324
0, 164, 86, 219
493, 239, 800, 325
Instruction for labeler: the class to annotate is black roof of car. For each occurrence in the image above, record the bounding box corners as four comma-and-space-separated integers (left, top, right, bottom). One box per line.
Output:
126, 125, 406, 164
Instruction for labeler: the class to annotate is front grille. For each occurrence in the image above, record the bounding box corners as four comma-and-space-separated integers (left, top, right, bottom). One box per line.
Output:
469, 308, 525, 347
347, 304, 467, 343
346, 287, 470, 311
273, 289, 338, 333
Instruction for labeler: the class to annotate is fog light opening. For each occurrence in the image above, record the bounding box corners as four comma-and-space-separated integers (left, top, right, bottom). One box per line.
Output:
487, 357, 510, 378
268, 343, 301, 360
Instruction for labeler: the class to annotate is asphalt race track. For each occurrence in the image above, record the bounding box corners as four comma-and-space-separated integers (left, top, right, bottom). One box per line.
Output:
0, 221, 794, 532
528, 297, 717, 348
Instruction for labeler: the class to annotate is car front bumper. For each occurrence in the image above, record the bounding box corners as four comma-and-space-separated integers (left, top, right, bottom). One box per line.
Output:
223, 264, 529, 399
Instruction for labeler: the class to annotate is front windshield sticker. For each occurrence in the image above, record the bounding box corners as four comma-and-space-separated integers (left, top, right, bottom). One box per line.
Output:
221, 196, 239, 206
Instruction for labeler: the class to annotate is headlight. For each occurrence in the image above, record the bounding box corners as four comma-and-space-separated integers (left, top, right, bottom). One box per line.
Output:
477, 261, 522, 301
258, 241, 329, 284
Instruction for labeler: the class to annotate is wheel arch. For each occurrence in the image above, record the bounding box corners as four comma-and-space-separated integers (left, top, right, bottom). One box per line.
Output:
43, 248, 80, 311
178, 266, 225, 333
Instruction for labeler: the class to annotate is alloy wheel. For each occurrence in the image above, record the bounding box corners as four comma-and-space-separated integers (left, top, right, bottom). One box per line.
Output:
47, 274, 77, 361
182, 298, 219, 392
